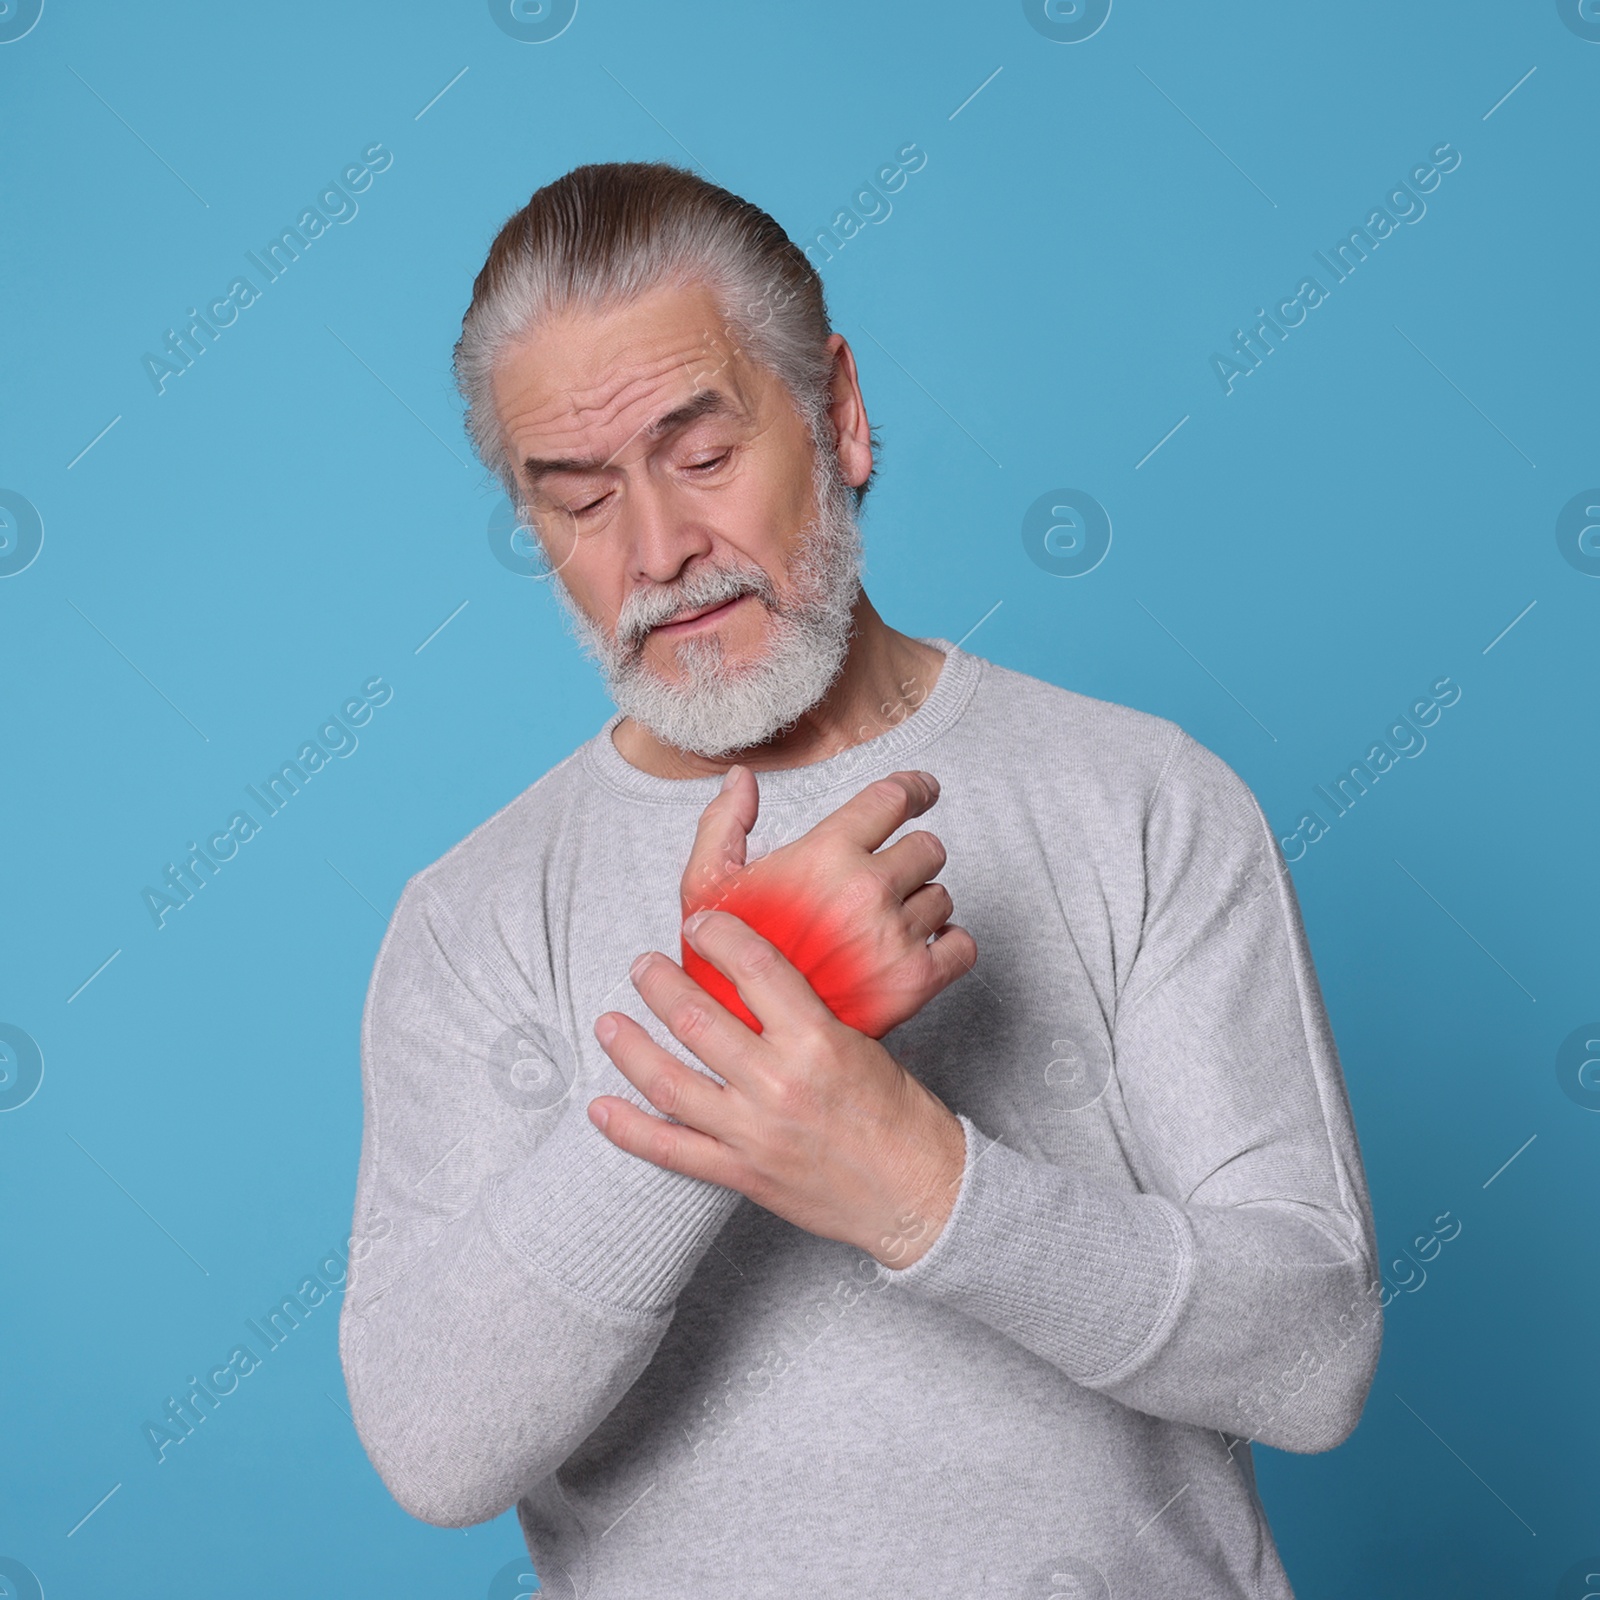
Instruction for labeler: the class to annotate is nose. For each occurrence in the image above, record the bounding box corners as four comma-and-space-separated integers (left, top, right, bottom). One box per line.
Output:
625, 476, 713, 589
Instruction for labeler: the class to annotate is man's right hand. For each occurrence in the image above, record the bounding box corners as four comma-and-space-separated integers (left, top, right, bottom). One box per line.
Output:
676, 767, 978, 1039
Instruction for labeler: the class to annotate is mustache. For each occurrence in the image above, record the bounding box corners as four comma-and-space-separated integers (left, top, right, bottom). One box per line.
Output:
615, 561, 778, 652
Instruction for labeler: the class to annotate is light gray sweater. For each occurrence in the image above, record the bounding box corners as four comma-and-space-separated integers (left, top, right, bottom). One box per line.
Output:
339, 640, 1381, 1599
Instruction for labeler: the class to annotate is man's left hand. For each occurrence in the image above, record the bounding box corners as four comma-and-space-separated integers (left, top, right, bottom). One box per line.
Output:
589, 907, 966, 1269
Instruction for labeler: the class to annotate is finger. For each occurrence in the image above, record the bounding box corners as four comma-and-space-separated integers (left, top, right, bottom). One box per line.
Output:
813, 771, 940, 854
923, 923, 979, 992
874, 829, 948, 900
595, 1011, 729, 1131
681, 908, 834, 1040
680, 764, 759, 914
588, 1094, 738, 1186
630, 947, 767, 1079
901, 880, 954, 938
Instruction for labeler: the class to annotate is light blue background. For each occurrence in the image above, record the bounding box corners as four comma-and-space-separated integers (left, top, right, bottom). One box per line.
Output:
3, 2, 1596, 1595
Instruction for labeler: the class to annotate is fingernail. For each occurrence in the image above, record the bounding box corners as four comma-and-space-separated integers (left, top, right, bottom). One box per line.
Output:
720, 764, 742, 794
595, 1014, 618, 1047
682, 909, 710, 940
630, 953, 653, 984
590, 1101, 611, 1133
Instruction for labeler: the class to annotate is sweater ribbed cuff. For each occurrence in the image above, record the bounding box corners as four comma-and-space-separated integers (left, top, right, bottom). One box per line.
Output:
486, 1103, 741, 1320
886, 1115, 1195, 1386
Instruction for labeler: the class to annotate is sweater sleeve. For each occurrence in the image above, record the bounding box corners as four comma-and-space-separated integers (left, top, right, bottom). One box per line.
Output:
886, 729, 1383, 1454
337, 878, 742, 1526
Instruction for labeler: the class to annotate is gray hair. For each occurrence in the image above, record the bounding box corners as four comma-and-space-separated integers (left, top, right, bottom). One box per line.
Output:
452, 160, 875, 513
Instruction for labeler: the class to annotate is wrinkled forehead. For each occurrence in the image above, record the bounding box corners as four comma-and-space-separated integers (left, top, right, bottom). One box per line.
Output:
490, 281, 764, 471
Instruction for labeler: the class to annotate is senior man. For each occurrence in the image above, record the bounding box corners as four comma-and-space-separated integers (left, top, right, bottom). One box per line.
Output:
339, 161, 1381, 1599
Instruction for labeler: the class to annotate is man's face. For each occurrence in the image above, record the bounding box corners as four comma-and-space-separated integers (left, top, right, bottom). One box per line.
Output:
490, 279, 865, 757
494, 281, 828, 672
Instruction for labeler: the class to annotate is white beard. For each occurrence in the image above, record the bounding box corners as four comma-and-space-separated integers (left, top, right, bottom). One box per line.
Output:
551, 442, 864, 759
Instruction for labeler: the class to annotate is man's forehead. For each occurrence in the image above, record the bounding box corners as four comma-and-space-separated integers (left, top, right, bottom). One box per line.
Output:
492, 285, 757, 459
518, 386, 745, 485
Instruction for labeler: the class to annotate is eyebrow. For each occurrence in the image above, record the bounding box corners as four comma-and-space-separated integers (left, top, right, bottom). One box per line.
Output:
520, 387, 736, 486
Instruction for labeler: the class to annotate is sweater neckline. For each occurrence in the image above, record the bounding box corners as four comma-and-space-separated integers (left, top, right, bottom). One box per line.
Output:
581, 638, 984, 808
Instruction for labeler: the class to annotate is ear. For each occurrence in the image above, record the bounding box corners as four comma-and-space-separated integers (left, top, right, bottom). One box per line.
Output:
822, 333, 873, 492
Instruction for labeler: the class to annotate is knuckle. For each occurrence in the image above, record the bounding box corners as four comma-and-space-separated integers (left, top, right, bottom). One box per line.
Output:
645, 1069, 683, 1118
731, 939, 780, 982
835, 872, 884, 920
870, 776, 911, 812
767, 1070, 819, 1122
671, 998, 716, 1046
644, 1122, 681, 1169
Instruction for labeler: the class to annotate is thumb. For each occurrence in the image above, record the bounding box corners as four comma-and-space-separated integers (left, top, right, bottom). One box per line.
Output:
681, 764, 759, 913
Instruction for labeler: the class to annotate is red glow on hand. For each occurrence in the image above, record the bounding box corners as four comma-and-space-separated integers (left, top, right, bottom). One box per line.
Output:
680, 879, 883, 1037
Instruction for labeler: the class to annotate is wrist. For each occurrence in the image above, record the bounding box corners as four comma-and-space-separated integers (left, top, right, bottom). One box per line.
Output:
866, 1100, 966, 1270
